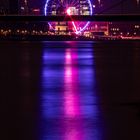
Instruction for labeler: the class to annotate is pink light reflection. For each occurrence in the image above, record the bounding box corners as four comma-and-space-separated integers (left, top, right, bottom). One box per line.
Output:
64, 48, 80, 117
64, 48, 83, 140
65, 50, 72, 64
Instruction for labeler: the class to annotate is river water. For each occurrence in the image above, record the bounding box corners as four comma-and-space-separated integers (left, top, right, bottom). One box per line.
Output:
1, 41, 140, 140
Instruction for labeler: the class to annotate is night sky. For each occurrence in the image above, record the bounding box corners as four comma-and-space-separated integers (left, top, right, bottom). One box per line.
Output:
0, 0, 9, 9
100, 0, 140, 14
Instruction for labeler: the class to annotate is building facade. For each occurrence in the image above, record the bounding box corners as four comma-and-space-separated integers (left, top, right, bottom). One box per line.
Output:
109, 22, 140, 37
19, 0, 29, 15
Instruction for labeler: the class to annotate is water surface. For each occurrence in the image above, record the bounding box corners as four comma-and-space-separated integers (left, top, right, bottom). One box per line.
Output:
0, 41, 140, 140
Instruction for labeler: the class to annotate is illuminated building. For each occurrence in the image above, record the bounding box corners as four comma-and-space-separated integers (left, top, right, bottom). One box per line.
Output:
83, 22, 108, 37
20, 0, 29, 15
79, 0, 90, 15
67, 7, 78, 15
31, 8, 40, 15
55, 21, 69, 35
55, 5, 68, 35
45, 0, 92, 34
47, 1, 68, 34
109, 22, 140, 36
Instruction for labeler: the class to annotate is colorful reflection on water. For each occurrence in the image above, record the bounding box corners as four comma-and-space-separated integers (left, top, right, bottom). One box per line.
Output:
1, 41, 140, 140
64, 48, 82, 140
64, 48, 80, 118
41, 42, 102, 140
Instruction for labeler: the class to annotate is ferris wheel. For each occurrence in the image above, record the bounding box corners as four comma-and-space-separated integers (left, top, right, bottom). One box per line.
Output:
44, 0, 93, 34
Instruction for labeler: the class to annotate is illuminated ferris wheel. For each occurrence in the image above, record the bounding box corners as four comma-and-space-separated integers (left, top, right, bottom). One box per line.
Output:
44, 0, 93, 34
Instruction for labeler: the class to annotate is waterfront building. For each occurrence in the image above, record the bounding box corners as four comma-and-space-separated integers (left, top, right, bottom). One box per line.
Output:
79, 0, 90, 15
31, 8, 40, 15
48, 0, 68, 35
49, 0, 92, 34
20, 0, 29, 15
82, 22, 108, 37
109, 22, 140, 37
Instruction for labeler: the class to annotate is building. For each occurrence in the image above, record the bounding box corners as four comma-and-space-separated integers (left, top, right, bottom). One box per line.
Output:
31, 8, 40, 15
83, 22, 108, 37
19, 0, 29, 15
55, 5, 68, 34
28, 0, 44, 15
48, 0, 92, 34
109, 22, 140, 36
79, 0, 90, 15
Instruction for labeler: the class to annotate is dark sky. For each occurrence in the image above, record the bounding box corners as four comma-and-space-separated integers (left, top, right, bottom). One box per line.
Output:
101, 0, 140, 14
0, 0, 9, 9
29, 0, 45, 8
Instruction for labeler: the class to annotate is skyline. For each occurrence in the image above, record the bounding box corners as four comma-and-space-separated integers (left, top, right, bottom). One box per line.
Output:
0, 0, 140, 15
28, 0, 140, 14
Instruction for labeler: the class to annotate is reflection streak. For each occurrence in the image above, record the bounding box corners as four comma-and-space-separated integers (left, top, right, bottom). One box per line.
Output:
41, 42, 101, 140
64, 48, 83, 140
64, 48, 80, 118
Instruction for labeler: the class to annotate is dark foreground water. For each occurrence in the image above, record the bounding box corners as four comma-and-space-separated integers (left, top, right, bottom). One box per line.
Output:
0, 41, 140, 140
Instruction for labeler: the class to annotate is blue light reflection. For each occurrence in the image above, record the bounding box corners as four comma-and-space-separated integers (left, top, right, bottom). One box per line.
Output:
40, 42, 102, 140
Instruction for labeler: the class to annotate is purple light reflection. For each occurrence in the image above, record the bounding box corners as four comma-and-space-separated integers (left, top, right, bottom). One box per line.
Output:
78, 46, 101, 140
40, 42, 102, 140
64, 48, 84, 140
41, 48, 64, 119
64, 48, 80, 118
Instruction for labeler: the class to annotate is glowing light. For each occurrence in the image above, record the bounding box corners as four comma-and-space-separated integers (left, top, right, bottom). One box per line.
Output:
67, 8, 71, 15
33, 9, 40, 12
136, 0, 139, 5
66, 50, 71, 61
44, 0, 93, 34
64, 48, 80, 117
72, 22, 78, 33
21, 7, 24, 10
98, 0, 101, 5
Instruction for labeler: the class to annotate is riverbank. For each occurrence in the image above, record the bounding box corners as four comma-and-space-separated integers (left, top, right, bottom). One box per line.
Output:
0, 35, 140, 41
